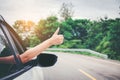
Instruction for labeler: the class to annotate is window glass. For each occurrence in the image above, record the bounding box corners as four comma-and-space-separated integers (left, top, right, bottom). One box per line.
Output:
0, 27, 12, 56
0, 35, 5, 54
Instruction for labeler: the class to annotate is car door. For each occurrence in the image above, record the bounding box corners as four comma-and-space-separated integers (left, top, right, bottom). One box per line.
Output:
0, 22, 13, 78
0, 16, 37, 80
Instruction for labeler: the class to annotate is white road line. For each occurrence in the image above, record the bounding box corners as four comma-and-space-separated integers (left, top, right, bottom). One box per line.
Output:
78, 69, 96, 80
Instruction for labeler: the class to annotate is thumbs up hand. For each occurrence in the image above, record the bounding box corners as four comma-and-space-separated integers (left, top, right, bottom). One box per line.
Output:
49, 27, 64, 45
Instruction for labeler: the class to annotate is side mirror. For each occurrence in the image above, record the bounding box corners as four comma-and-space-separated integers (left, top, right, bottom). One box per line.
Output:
37, 53, 58, 67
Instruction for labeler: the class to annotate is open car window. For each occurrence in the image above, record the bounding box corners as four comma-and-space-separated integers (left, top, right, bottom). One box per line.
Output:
0, 27, 13, 77
0, 18, 23, 78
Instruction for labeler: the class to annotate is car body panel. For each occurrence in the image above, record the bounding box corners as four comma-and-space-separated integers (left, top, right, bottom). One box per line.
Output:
14, 66, 44, 80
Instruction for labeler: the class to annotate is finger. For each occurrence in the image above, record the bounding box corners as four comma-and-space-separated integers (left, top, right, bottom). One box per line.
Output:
53, 27, 60, 35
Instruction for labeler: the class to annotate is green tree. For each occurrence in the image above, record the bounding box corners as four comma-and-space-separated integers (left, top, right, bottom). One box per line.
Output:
59, 18, 89, 48
73, 19, 88, 41
13, 20, 35, 46
13, 20, 35, 39
108, 18, 120, 60
95, 18, 120, 60
60, 18, 74, 40
29, 35, 41, 47
35, 16, 60, 42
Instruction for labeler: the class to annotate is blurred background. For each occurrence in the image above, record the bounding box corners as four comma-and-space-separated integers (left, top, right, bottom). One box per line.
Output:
0, 0, 120, 60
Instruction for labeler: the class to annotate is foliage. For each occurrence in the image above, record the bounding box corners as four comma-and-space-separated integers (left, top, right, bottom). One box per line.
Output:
56, 40, 85, 48
13, 20, 36, 47
95, 18, 120, 60
13, 16, 120, 60
35, 16, 59, 42
60, 18, 88, 41
13, 20, 35, 40
29, 35, 41, 47
60, 18, 74, 40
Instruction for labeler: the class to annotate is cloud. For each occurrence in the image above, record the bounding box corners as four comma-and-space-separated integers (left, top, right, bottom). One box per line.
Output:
0, 0, 119, 25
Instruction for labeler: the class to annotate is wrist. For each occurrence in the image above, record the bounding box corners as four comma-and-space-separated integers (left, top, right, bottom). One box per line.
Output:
47, 38, 53, 46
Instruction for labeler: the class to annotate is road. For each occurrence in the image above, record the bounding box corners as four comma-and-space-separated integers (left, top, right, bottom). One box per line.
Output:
42, 52, 120, 80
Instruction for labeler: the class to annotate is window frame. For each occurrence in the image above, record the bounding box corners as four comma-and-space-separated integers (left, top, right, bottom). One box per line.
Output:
0, 18, 23, 67
0, 16, 35, 80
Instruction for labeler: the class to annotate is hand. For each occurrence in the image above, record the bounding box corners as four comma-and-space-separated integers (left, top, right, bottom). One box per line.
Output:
49, 27, 64, 45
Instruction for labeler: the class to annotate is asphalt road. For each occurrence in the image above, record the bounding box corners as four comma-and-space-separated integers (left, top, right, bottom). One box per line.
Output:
42, 52, 120, 80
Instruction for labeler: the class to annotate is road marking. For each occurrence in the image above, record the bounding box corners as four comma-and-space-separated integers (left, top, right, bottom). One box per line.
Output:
78, 69, 96, 80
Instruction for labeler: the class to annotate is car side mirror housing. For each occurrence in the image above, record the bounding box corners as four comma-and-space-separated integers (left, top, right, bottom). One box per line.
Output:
37, 53, 58, 67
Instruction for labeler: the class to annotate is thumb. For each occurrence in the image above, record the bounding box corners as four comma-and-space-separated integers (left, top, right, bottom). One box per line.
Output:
53, 27, 60, 35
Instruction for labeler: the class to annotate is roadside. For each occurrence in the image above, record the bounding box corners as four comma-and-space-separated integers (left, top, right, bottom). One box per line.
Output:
44, 48, 120, 63
45, 48, 108, 59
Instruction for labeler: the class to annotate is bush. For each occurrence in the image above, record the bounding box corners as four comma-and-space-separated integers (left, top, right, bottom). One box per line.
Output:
29, 35, 41, 47
56, 40, 86, 48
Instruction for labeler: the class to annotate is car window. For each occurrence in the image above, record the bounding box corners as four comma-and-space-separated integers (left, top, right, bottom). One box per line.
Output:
0, 20, 26, 78
0, 18, 31, 79
0, 27, 13, 78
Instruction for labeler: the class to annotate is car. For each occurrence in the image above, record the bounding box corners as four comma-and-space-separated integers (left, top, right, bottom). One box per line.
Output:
0, 15, 58, 80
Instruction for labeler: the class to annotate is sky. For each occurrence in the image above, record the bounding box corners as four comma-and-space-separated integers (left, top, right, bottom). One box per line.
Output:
0, 0, 120, 25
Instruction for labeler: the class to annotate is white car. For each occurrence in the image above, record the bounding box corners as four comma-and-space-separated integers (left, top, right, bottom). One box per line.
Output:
0, 15, 57, 80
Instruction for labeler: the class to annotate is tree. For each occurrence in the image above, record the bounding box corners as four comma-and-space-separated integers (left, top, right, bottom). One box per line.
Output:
35, 16, 60, 42
73, 19, 88, 40
60, 18, 74, 40
13, 20, 35, 47
59, 3, 74, 20
13, 20, 35, 40
58, 18, 89, 48
95, 18, 120, 60
108, 19, 120, 60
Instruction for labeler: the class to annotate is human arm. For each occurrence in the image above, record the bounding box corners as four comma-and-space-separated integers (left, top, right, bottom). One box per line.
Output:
20, 27, 64, 63
0, 28, 63, 64
0, 55, 15, 64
